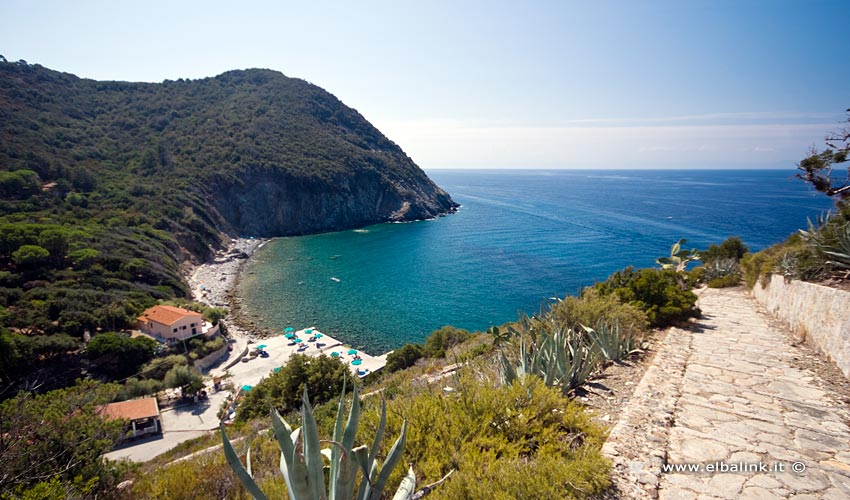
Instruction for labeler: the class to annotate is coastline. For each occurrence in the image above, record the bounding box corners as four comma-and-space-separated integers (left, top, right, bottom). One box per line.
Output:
184, 236, 388, 381
186, 237, 269, 340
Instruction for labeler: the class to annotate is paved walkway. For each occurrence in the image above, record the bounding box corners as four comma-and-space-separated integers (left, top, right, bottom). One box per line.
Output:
603, 287, 850, 499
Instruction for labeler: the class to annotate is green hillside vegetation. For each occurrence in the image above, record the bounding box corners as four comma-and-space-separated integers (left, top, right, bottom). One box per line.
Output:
0, 59, 452, 393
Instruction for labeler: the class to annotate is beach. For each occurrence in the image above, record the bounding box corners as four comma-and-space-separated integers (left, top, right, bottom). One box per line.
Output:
185, 237, 388, 380
186, 237, 267, 339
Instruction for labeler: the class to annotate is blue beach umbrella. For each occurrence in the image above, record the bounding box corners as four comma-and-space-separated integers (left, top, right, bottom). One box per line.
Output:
348, 349, 357, 355
330, 352, 340, 358
241, 385, 253, 392
294, 338, 303, 344
284, 327, 295, 333
256, 344, 267, 349
273, 367, 282, 373
351, 359, 362, 366
314, 333, 323, 339
284, 333, 295, 339
305, 329, 313, 334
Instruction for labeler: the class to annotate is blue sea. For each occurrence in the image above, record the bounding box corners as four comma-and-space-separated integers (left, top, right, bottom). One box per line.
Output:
238, 169, 832, 354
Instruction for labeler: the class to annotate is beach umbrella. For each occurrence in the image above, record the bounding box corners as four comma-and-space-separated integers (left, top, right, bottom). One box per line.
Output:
305, 329, 313, 334
330, 352, 340, 358
284, 333, 295, 339
348, 349, 357, 355
314, 333, 323, 339
294, 338, 303, 344
256, 344, 267, 349
284, 327, 295, 333
273, 367, 282, 373
351, 359, 362, 366
241, 385, 253, 392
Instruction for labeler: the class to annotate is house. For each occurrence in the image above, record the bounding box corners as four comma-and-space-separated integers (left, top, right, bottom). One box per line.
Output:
99, 397, 161, 439
136, 305, 219, 341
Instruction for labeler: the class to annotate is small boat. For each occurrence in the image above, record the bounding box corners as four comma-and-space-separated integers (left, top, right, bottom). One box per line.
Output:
330, 277, 341, 282
666, 216, 673, 220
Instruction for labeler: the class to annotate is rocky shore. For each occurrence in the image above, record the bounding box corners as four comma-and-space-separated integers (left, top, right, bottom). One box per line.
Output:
186, 237, 268, 339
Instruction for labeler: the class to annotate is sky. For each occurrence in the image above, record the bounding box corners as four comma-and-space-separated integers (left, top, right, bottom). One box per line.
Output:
2, 0, 849, 169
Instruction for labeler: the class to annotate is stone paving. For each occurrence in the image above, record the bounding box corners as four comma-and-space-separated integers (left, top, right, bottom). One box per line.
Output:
603, 287, 850, 499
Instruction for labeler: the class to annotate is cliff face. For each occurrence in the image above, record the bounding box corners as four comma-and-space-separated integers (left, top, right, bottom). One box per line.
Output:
212, 165, 456, 237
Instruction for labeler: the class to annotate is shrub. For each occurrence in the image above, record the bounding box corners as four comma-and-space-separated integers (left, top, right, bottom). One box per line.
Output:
236, 354, 348, 421
422, 326, 470, 358
121, 377, 164, 399
707, 274, 741, 288
546, 288, 649, 334
86, 332, 158, 379
595, 267, 700, 328
140, 353, 188, 380
360, 374, 611, 500
164, 364, 204, 395
740, 233, 823, 288
701, 236, 749, 262
385, 343, 424, 373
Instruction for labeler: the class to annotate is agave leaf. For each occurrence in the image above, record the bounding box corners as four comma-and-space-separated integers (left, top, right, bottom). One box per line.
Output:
335, 444, 367, 500
329, 378, 348, 499
391, 466, 417, 500
343, 383, 361, 451
357, 397, 388, 500
271, 407, 296, 469
221, 424, 269, 500
301, 388, 327, 500
370, 420, 408, 500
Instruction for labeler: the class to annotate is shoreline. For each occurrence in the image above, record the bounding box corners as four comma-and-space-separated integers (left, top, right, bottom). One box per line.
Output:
186, 237, 269, 340
184, 237, 389, 380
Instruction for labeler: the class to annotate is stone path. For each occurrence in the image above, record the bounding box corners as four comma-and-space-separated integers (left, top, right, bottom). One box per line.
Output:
603, 287, 850, 499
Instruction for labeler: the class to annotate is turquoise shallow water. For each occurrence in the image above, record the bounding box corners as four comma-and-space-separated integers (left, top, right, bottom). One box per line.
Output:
238, 169, 833, 354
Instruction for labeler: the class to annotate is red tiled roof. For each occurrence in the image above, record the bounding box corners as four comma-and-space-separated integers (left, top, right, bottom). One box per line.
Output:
137, 305, 202, 326
100, 398, 160, 421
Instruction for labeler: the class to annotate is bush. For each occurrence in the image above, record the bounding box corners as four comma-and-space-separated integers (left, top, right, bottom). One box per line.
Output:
701, 236, 749, 262
360, 374, 611, 500
740, 233, 823, 288
163, 364, 204, 395
121, 377, 164, 399
385, 343, 424, 373
236, 354, 348, 421
707, 274, 741, 288
423, 325, 470, 358
595, 267, 700, 328
140, 353, 188, 380
86, 332, 158, 379
546, 288, 649, 334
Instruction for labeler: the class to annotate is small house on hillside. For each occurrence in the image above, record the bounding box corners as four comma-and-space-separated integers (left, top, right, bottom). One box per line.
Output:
137, 305, 219, 341
99, 397, 162, 440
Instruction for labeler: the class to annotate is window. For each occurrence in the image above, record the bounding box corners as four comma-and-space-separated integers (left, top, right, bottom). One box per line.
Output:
172, 328, 178, 333
190, 323, 196, 327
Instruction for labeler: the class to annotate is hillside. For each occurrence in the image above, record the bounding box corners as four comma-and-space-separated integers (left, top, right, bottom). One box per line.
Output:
0, 59, 457, 388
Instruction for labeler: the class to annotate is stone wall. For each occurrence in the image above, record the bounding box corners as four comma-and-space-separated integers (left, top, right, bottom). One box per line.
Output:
194, 342, 229, 372
752, 274, 850, 378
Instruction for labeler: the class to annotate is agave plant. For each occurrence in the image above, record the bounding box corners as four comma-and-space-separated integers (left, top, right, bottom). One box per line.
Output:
583, 322, 638, 362
222, 383, 452, 500
499, 322, 599, 394
656, 238, 701, 272
702, 257, 740, 281
800, 216, 850, 270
